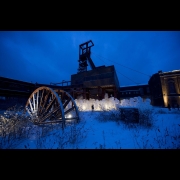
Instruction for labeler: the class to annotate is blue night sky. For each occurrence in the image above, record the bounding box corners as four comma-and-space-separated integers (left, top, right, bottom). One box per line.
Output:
0, 31, 180, 86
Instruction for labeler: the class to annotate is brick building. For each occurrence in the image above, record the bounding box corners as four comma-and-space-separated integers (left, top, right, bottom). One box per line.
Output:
148, 70, 180, 107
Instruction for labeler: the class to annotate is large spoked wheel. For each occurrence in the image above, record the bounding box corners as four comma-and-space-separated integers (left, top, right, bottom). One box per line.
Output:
25, 86, 79, 126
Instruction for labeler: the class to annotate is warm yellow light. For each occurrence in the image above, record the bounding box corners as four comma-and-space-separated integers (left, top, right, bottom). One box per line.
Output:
163, 95, 168, 107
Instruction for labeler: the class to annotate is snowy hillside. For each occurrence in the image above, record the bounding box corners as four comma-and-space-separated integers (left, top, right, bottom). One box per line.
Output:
0, 96, 180, 149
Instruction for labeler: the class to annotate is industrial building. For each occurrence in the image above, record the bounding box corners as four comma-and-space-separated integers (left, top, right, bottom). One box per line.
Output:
0, 76, 36, 109
0, 40, 120, 109
119, 84, 151, 101
50, 40, 120, 100
148, 70, 180, 107
0, 40, 179, 110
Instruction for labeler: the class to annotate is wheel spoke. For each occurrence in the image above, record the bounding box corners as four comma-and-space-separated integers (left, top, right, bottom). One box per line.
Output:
33, 93, 36, 111
60, 92, 66, 104
40, 105, 61, 122
29, 99, 34, 113
63, 97, 71, 109
40, 90, 51, 115
39, 96, 57, 120
45, 96, 56, 112
26, 106, 32, 116
25, 86, 79, 124
38, 89, 45, 115
64, 106, 74, 116
37, 90, 39, 111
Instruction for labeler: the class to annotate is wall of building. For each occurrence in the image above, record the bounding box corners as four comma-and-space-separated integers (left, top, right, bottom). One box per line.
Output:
159, 70, 180, 108
0, 77, 37, 110
119, 84, 151, 101
148, 72, 164, 107
71, 65, 120, 100
148, 70, 180, 107
1, 69, 179, 110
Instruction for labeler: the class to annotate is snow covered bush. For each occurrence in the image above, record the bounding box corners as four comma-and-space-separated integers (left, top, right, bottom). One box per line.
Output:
0, 104, 89, 149
30, 119, 88, 149
138, 108, 154, 127
120, 96, 152, 109
75, 93, 120, 111
120, 97, 155, 127
97, 109, 121, 123
75, 95, 155, 127
0, 105, 30, 149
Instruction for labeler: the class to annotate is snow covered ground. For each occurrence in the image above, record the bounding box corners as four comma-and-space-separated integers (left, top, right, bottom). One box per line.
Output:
0, 96, 180, 149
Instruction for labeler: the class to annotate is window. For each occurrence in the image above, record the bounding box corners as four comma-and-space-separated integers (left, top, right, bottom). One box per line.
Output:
168, 81, 176, 94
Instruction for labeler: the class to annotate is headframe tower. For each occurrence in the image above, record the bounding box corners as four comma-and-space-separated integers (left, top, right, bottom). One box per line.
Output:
78, 40, 96, 73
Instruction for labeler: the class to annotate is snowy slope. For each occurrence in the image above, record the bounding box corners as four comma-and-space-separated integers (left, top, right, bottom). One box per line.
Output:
1, 96, 180, 149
